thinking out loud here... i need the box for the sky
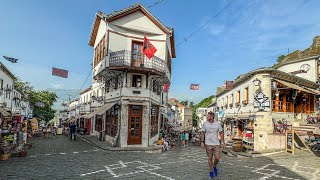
[1,0,320,109]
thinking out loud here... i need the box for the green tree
[180,100,189,106]
[192,109,198,127]
[14,77,34,95]
[189,101,194,108]
[277,55,285,63]
[15,79,57,122]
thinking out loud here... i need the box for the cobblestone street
[0,136,319,180]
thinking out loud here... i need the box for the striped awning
[84,102,116,118]
[0,108,10,117]
[67,117,76,123]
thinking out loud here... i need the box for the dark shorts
[205,145,221,159]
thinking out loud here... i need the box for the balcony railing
[109,50,166,73]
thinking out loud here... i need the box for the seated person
[157,137,164,145]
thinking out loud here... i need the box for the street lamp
[253,78,261,87]
[253,78,262,94]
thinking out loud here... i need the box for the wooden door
[131,41,144,67]
[128,105,143,145]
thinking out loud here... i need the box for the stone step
[293,127,316,131]
[299,123,320,127]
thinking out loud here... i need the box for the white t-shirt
[201,120,223,146]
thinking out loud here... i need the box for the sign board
[290,64,310,75]
[286,130,295,155]
[218,111,224,118]
[254,92,270,111]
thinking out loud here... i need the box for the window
[231,94,234,105]
[132,75,142,88]
[0,79,3,90]
[226,96,228,106]
[106,76,119,92]
[152,80,161,95]
[105,106,118,137]
[167,51,172,74]
[237,90,240,103]
[245,87,249,103]
[93,35,106,67]
[131,41,143,62]
[151,105,159,137]
[95,115,103,132]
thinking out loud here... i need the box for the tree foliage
[277,55,285,63]
[189,101,194,108]
[180,100,189,106]
[14,78,57,122]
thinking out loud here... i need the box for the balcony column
[275,93,279,112]
[283,90,287,112]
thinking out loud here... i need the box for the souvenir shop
[224,116,254,153]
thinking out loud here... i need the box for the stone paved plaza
[1,136,320,180]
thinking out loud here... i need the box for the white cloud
[50,83,64,89]
[208,24,225,35]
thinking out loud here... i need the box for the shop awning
[276,79,316,94]
[95,102,116,116]
[68,117,76,123]
[83,102,116,118]
[75,114,82,119]
[0,108,10,117]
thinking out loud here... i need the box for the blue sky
[1,0,320,107]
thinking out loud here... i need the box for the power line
[70,69,92,100]
[147,0,166,8]
[176,0,235,47]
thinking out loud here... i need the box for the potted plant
[0,140,11,161]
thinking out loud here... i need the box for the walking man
[69,122,76,141]
[200,112,225,179]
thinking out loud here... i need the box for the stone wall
[253,74,273,152]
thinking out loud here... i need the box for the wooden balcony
[109,50,167,75]
[271,89,314,113]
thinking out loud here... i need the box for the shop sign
[253,92,270,111]
[290,64,311,75]
[218,111,224,118]
[286,130,295,155]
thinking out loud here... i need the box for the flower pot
[0,153,11,161]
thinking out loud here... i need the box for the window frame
[245,87,249,104]
[132,74,142,88]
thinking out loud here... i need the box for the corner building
[87,4,175,147]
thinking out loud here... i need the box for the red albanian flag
[163,84,170,92]
[142,36,157,59]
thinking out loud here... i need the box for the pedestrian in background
[181,131,186,147]
[69,122,76,141]
[185,131,189,146]
[22,122,28,143]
